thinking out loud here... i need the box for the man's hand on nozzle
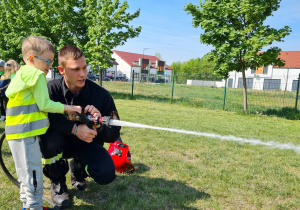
[75,124,97,143]
[64,105,82,120]
[83,105,102,129]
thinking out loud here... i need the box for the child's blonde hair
[4,59,20,79]
[22,36,55,61]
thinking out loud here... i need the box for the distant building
[189,51,300,91]
[112,50,173,82]
[227,51,300,91]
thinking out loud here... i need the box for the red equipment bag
[108,142,135,173]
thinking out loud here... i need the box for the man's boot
[50,176,71,209]
[70,158,88,191]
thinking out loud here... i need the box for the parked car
[103,77,112,81]
[155,78,167,83]
[94,74,111,81]
[116,77,128,82]
[87,73,96,81]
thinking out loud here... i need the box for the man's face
[59,56,87,92]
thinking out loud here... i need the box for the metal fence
[102,73,300,118]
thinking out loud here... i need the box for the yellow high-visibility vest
[5,94,49,139]
[5,66,50,140]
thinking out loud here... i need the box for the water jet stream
[109,119,300,154]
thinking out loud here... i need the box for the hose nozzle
[99,116,111,126]
[71,113,111,127]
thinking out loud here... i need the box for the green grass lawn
[0,98,299,209]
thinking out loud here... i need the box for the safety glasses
[34,56,54,66]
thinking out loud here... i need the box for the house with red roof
[226,51,300,91]
[112,50,173,82]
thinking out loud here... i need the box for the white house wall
[227,66,300,91]
[112,52,173,82]
[112,53,131,79]
[187,80,224,87]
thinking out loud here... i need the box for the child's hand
[64,105,82,120]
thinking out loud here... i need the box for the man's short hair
[58,45,84,68]
[22,36,55,60]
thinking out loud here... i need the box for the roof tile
[274,51,300,68]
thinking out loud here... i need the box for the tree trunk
[99,68,102,86]
[242,67,248,113]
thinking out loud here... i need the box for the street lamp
[143,47,150,58]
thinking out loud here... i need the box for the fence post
[295,73,300,111]
[171,70,175,103]
[223,79,227,110]
[131,70,134,99]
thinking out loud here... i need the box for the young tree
[185,0,291,112]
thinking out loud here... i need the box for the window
[237,78,253,89]
[134,73,139,81]
[263,66,268,74]
[227,78,233,88]
[150,74,156,82]
[292,80,300,91]
[263,79,281,90]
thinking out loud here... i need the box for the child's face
[33,51,54,75]
[5,66,12,73]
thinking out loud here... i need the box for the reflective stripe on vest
[6,104,40,116]
[5,118,49,134]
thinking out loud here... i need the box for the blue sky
[114,0,300,65]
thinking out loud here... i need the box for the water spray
[73,113,300,154]
[108,119,300,154]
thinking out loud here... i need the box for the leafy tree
[170,54,217,83]
[198,54,216,74]
[0,0,87,65]
[185,0,291,112]
[0,0,141,78]
[84,0,141,72]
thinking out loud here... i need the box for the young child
[5,59,20,80]
[5,36,82,210]
[0,60,20,121]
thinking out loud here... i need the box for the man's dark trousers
[39,129,116,185]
